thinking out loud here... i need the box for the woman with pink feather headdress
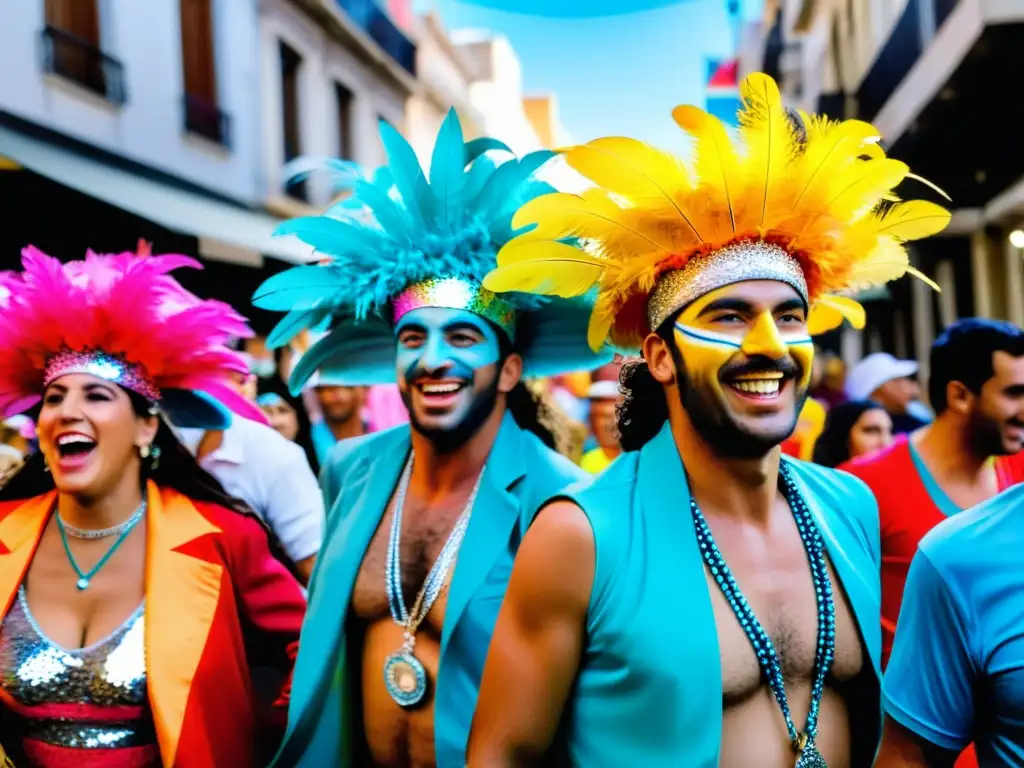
[0,246,306,767]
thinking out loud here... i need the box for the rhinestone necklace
[383,457,484,708]
[690,462,835,767]
[56,500,147,590]
[58,504,146,540]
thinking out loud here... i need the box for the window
[335,82,354,159]
[280,42,306,201]
[42,0,124,102]
[180,0,227,145]
[46,0,99,44]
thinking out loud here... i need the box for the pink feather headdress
[0,246,266,428]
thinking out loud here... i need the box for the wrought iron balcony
[335,0,416,77]
[39,25,126,105]
[183,93,232,149]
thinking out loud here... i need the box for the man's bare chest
[707,531,864,704]
[350,498,467,630]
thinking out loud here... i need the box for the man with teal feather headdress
[252,109,611,768]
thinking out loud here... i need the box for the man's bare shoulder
[529,499,595,550]
[511,499,595,612]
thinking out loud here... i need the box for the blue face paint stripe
[675,323,813,349]
[675,324,743,349]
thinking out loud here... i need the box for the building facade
[258,0,415,213]
[744,0,1024,382]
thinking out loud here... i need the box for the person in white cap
[845,352,929,435]
[580,380,622,474]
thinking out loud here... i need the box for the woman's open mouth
[55,433,97,471]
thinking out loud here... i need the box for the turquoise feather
[380,119,431,229]
[252,267,347,311]
[266,306,333,349]
[465,137,512,165]
[430,110,468,232]
[274,217,386,257]
[258,110,561,329]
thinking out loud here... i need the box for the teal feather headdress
[253,109,612,392]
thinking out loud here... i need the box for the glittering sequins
[0,587,154,749]
[392,277,517,338]
[647,242,809,332]
[43,348,160,403]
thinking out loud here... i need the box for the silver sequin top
[0,586,156,749]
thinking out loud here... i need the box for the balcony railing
[335,0,416,77]
[39,25,126,105]
[183,93,231,149]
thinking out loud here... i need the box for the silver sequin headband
[646,241,809,332]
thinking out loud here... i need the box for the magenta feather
[0,246,256,421]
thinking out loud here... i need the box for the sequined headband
[646,241,809,332]
[43,348,161,403]
[392,276,517,338]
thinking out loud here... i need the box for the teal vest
[274,412,588,768]
[558,423,883,767]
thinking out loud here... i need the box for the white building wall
[0,0,263,203]
[259,0,408,206]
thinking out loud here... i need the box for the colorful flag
[705,58,742,126]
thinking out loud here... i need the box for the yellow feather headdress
[483,73,951,350]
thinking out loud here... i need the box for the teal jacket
[274,412,588,767]
[556,422,883,767]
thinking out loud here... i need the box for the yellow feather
[827,159,909,221]
[561,138,705,243]
[808,295,866,335]
[874,200,952,241]
[494,237,606,268]
[511,190,677,255]
[483,259,603,299]
[905,172,951,201]
[738,73,797,226]
[790,120,882,208]
[587,302,614,352]
[672,104,742,236]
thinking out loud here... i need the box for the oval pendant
[384,651,427,708]
[76,578,89,591]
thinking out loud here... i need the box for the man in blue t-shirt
[877,485,1024,767]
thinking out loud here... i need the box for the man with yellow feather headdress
[465,74,950,767]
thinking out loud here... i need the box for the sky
[412,0,762,155]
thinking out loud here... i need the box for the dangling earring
[43,457,50,473]
[149,445,161,471]
[139,444,151,460]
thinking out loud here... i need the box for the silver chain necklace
[57,502,146,540]
[382,457,484,708]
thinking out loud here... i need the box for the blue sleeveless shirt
[556,423,883,767]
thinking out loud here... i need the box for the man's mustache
[720,354,801,380]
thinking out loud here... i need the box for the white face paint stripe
[675,322,812,348]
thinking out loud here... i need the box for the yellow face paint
[671,283,815,397]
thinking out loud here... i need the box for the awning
[0,125,314,265]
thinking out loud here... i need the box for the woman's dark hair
[812,399,886,468]
[256,375,320,475]
[0,391,297,575]
[494,329,556,449]
[507,381,556,450]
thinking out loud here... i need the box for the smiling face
[667,280,813,458]
[395,307,521,448]
[37,373,158,499]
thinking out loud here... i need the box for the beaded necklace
[689,462,834,767]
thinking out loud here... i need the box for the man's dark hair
[616,321,675,451]
[929,318,1024,413]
